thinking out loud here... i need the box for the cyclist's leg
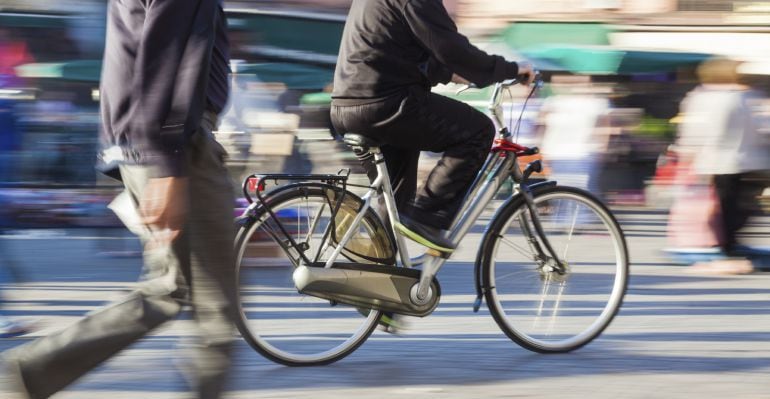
[380,145,419,210]
[331,91,494,229]
[393,92,495,229]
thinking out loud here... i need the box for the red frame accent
[491,138,531,156]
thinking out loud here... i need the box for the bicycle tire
[481,185,628,353]
[234,183,393,366]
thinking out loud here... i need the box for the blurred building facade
[1,0,769,226]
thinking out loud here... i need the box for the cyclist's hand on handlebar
[516,61,536,86]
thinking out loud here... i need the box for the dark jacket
[332,0,519,104]
[98,0,228,178]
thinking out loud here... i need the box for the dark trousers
[6,112,237,399]
[713,172,767,255]
[331,87,495,229]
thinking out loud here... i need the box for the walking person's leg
[2,167,191,399]
[176,111,237,398]
[0,206,29,338]
[694,172,767,275]
[713,174,742,254]
[0,237,27,339]
[713,173,765,255]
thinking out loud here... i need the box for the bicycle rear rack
[241,170,351,205]
[240,170,352,267]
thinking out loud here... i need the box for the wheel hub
[538,258,570,283]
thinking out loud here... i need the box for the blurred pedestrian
[0,192,29,339]
[538,78,612,197]
[2,0,238,398]
[671,57,770,274]
[0,26,31,338]
[0,26,29,185]
[0,27,33,89]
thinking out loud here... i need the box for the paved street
[1,208,769,399]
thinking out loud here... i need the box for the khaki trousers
[8,111,237,399]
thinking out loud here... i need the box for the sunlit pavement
[1,209,769,398]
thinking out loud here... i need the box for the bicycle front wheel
[482,185,628,353]
[235,183,393,366]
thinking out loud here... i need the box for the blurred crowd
[0,0,768,270]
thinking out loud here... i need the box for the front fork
[471,161,566,313]
[517,160,568,275]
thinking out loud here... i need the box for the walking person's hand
[140,177,189,244]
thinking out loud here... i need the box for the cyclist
[331,0,535,252]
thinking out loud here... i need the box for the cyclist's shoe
[395,215,455,254]
[378,312,407,335]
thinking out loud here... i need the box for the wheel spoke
[499,235,536,259]
[561,202,580,261]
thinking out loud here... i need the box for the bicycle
[234,74,629,366]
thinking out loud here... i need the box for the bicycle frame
[241,76,564,307]
[315,78,559,302]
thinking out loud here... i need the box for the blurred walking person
[0,194,28,339]
[2,0,238,398]
[0,27,32,338]
[538,78,612,197]
[670,57,770,274]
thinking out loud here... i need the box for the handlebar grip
[517,70,542,86]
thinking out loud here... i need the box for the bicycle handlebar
[452,70,543,144]
[454,71,542,95]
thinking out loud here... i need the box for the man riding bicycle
[331,0,535,252]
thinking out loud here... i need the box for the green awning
[15,60,101,82]
[0,12,72,29]
[226,10,345,65]
[521,45,711,75]
[300,92,332,106]
[498,22,711,75]
[500,22,612,50]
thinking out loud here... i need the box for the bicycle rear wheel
[235,183,394,366]
[482,185,628,353]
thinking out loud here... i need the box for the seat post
[371,148,413,269]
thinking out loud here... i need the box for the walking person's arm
[118,0,218,237]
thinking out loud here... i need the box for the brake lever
[533,70,544,88]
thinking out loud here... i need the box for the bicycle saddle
[343,133,383,153]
